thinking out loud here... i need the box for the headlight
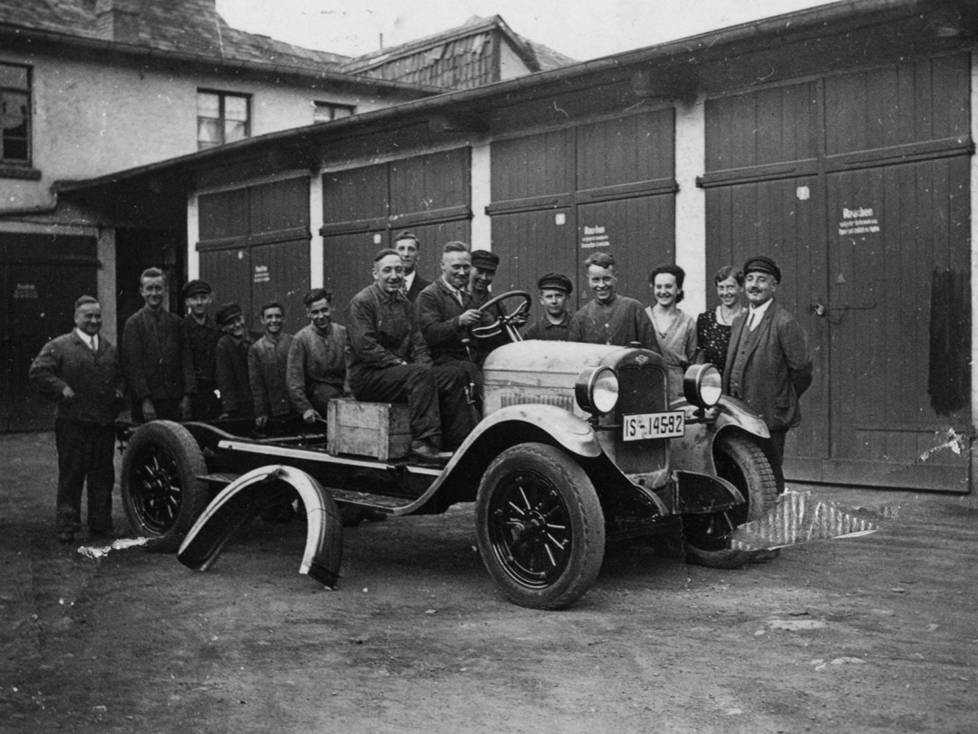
[575,366,619,415]
[683,363,722,408]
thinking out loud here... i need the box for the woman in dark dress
[696,265,745,373]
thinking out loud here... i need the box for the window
[314,101,356,123]
[197,90,250,150]
[0,62,30,164]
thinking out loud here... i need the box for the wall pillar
[470,138,492,250]
[969,52,978,492]
[96,226,117,344]
[186,192,199,280]
[309,172,324,289]
[673,95,707,315]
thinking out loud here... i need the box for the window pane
[313,103,331,123]
[2,135,27,161]
[333,105,354,119]
[225,95,248,121]
[197,117,222,145]
[0,63,28,90]
[197,92,219,117]
[224,119,247,143]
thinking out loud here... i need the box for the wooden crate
[326,398,411,461]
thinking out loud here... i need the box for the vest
[727,323,764,399]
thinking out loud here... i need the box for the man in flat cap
[393,231,431,302]
[348,249,475,459]
[523,272,573,341]
[214,302,254,420]
[568,252,658,350]
[723,255,812,487]
[287,288,347,424]
[181,278,222,419]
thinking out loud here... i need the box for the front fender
[177,465,343,588]
[670,396,770,477]
[455,403,602,459]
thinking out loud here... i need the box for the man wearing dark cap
[523,272,573,341]
[287,288,347,424]
[348,249,475,459]
[181,278,222,419]
[723,255,812,486]
[214,302,254,419]
[393,231,431,302]
[568,252,658,350]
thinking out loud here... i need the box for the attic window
[314,102,356,123]
[197,90,250,150]
[0,62,30,164]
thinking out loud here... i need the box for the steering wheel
[470,290,532,343]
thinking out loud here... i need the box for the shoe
[410,440,453,463]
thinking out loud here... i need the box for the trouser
[191,379,221,420]
[351,363,476,450]
[131,396,182,423]
[767,428,787,492]
[308,382,344,415]
[55,419,115,533]
[434,357,483,414]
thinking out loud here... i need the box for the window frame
[0,60,32,167]
[313,101,356,124]
[197,89,252,150]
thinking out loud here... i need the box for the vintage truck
[120,291,778,609]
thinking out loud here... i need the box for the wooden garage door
[198,177,310,332]
[702,53,972,492]
[488,110,676,309]
[320,149,471,319]
[0,235,98,431]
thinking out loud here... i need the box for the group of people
[27,226,811,544]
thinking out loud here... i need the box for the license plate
[622,411,685,441]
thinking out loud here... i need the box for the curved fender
[177,465,343,589]
[455,404,601,459]
[670,396,770,476]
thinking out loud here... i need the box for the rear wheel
[682,432,777,568]
[475,443,605,609]
[122,420,210,552]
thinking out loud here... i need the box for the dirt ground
[1,431,976,733]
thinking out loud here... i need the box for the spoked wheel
[475,442,605,609]
[122,420,209,552]
[682,432,777,568]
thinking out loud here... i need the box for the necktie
[89,335,97,351]
[748,310,759,331]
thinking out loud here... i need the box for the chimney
[94,1,219,44]
[94,0,141,42]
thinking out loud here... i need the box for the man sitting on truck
[287,288,347,425]
[347,249,475,459]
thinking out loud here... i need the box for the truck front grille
[610,361,669,474]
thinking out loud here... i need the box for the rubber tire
[683,432,778,569]
[121,420,210,553]
[475,442,605,610]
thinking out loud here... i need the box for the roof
[0,0,350,71]
[340,15,576,90]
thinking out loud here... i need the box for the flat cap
[537,272,572,294]
[743,255,782,283]
[215,302,243,326]
[470,249,499,271]
[181,279,212,298]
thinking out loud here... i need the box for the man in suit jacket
[122,267,192,422]
[29,296,125,543]
[723,255,813,482]
[394,230,431,302]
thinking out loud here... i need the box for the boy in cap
[723,254,812,487]
[181,278,222,419]
[214,302,254,419]
[522,272,573,341]
[248,300,294,429]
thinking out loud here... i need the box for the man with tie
[347,249,475,459]
[723,255,812,484]
[393,230,431,302]
[29,296,125,543]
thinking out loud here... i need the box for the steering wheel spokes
[470,290,532,342]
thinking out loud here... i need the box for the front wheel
[475,443,605,609]
[682,432,777,568]
[121,420,210,552]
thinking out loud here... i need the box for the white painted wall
[674,96,707,316]
[498,39,533,81]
